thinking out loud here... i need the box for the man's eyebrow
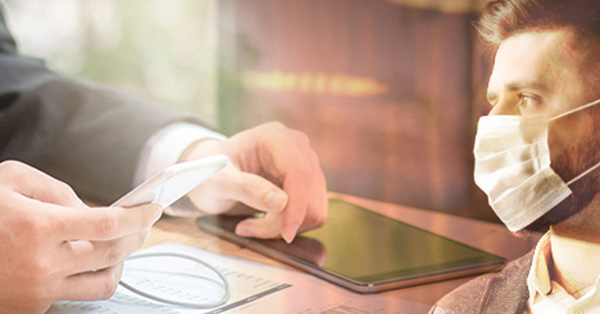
[504,81,547,92]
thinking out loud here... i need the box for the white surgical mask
[473,98,600,231]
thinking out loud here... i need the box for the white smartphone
[111,154,230,208]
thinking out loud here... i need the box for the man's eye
[518,94,540,108]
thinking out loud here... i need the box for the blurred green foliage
[4,0,218,124]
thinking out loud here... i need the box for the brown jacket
[430,250,534,314]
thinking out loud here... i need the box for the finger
[59,232,148,275]
[265,129,319,242]
[227,170,289,214]
[280,169,312,243]
[0,160,86,208]
[288,129,311,148]
[298,157,329,233]
[57,204,162,241]
[235,212,283,239]
[59,263,124,301]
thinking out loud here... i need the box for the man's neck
[550,195,600,298]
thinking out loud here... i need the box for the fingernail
[264,190,288,211]
[235,225,253,237]
[282,224,299,244]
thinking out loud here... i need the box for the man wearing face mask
[431,0,600,313]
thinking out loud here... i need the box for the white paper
[48,242,431,314]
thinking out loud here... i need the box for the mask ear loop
[550,98,600,121]
[119,252,230,308]
[548,99,600,185]
[566,162,600,186]
[548,98,600,185]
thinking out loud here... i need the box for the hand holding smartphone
[111,155,231,308]
[111,154,230,208]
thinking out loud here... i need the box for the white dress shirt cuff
[134,122,227,199]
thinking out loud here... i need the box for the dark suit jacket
[0,7,207,204]
[429,250,534,314]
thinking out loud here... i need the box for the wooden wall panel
[217,0,498,221]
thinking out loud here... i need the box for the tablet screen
[196,198,505,292]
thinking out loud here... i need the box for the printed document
[48,242,431,314]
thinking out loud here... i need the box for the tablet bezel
[195,198,506,293]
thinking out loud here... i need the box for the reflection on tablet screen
[196,198,506,293]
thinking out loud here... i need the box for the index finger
[55,203,162,241]
[264,131,317,243]
[280,168,313,243]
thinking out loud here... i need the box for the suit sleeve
[0,8,211,204]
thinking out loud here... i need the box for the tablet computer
[195,198,506,293]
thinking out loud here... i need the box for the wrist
[179,139,225,163]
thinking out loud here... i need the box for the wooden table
[142,193,542,308]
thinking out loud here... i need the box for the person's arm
[0,8,203,312]
[0,6,327,244]
[0,8,210,204]
[134,120,328,244]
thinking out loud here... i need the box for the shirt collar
[527,231,600,301]
[527,231,553,303]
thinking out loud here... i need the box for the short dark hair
[476,0,600,101]
[475,0,600,47]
